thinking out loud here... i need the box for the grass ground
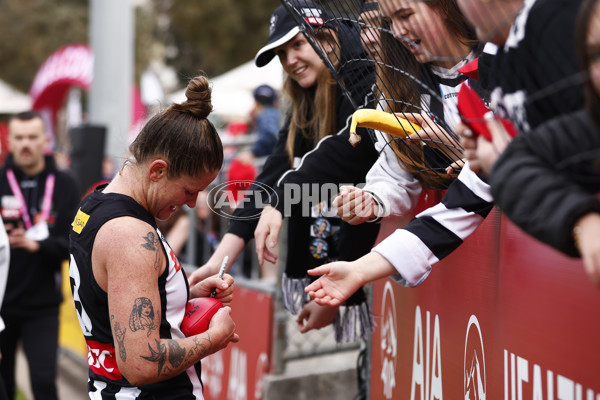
[16,387,27,400]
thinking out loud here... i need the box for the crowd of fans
[0,0,599,397]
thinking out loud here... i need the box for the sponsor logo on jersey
[72,208,90,234]
[87,340,123,381]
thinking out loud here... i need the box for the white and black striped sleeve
[372,162,494,286]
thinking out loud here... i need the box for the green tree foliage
[0,0,89,93]
[135,3,159,83]
[0,0,281,94]
[0,0,157,94]
[168,0,281,83]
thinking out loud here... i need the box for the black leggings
[0,307,59,400]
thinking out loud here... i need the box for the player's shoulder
[95,216,156,253]
[95,216,166,273]
[93,216,166,288]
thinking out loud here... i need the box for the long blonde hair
[283,28,340,164]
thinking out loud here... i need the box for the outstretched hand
[457,114,513,176]
[254,206,282,265]
[296,301,339,333]
[305,261,364,306]
[188,263,218,287]
[305,252,398,305]
[405,112,461,155]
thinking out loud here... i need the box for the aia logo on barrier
[464,315,486,400]
[201,352,224,399]
[254,352,269,399]
[207,181,278,220]
[380,281,398,399]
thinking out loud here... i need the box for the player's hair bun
[171,75,213,119]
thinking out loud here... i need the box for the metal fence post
[271,217,288,375]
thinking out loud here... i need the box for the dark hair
[129,74,223,178]
[255,94,276,106]
[254,85,277,106]
[376,22,456,189]
[576,0,600,127]
[9,110,45,128]
[377,0,475,189]
[427,0,478,50]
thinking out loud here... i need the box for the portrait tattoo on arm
[129,297,158,337]
[141,231,162,271]
[111,314,127,362]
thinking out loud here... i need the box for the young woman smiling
[191,0,381,342]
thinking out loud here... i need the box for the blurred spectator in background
[0,111,80,400]
[192,190,223,266]
[235,84,280,166]
[226,159,257,206]
[52,147,72,170]
[489,0,600,287]
[193,0,381,343]
[102,156,117,181]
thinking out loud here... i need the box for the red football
[180,297,224,336]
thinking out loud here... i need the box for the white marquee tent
[0,80,32,114]
[168,59,284,122]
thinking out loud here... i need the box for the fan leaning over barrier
[283,0,483,189]
[275,0,486,225]
[190,0,383,344]
[305,0,590,303]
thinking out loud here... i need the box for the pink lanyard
[5,169,55,230]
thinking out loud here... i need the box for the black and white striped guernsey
[372,0,584,286]
[69,185,204,399]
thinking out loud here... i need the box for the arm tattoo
[129,297,158,336]
[141,334,215,376]
[140,231,161,271]
[186,334,212,361]
[141,339,169,376]
[141,232,158,250]
[168,341,186,368]
[111,314,127,362]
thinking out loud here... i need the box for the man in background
[235,84,280,165]
[0,111,80,400]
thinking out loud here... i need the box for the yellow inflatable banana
[349,109,421,147]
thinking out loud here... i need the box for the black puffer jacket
[0,155,80,312]
[490,109,600,257]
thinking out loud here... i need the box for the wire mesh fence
[190,0,597,394]
[278,0,592,185]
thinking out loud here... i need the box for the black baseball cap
[253,84,277,105]
[254,0,334,68]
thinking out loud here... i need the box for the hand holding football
[180,297,224,336]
